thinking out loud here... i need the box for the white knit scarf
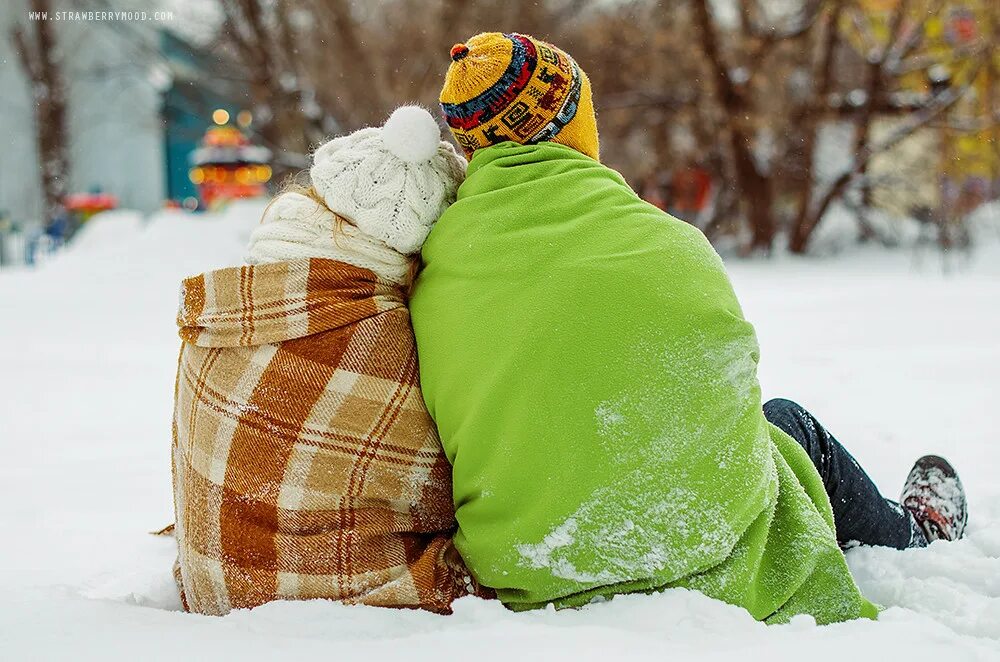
[247,192,412,285]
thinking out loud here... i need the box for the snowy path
[1,203,998,660]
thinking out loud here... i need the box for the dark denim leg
[763,398,927,550]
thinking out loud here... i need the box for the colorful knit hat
[439,32,599,161]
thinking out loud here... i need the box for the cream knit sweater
[247,192,411,285]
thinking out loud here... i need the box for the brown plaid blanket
[171,257,480,615]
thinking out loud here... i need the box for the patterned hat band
[526,59,583,144]
[441,33,583,153]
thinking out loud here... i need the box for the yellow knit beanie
[439,32,599,161]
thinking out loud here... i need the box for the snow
[515,483,742,587]
[1,201,1000,660]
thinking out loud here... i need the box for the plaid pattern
[171,258,481,615]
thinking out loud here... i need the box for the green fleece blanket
[410,141,877,623]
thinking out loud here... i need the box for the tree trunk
[795,52,884,252]
[731,134,775,251]
[788,113,820,253]
[12,0,70,227]
[789,5,843,253]
[692,0,775,253]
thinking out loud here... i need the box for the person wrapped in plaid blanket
[170,107,486,615]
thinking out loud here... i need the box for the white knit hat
[309,106,467,255]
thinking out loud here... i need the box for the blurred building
[0,1,162,226]
[160,29,246,205]
[0,1,243,229]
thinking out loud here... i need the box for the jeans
[763,398,927,550]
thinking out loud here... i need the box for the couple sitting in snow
[170,33,967,623]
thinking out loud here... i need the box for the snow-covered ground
[1,202,998,660]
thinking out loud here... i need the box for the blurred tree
[690,0,823,252]
[200,0,997,251]
[12,0,70,227]
[216,0,324,175]
[790,0,996,252]
[212,0,570,177]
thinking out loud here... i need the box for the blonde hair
[261,173,422,295]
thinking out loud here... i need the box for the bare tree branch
[800,60,985,245]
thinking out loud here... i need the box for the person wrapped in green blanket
[412,33,966,623]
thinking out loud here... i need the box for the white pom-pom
[382,106,441,164]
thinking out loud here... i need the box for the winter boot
[901,455,968,543]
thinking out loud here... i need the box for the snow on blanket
[1,201,999,660]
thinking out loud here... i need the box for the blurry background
[0,0,997,266]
